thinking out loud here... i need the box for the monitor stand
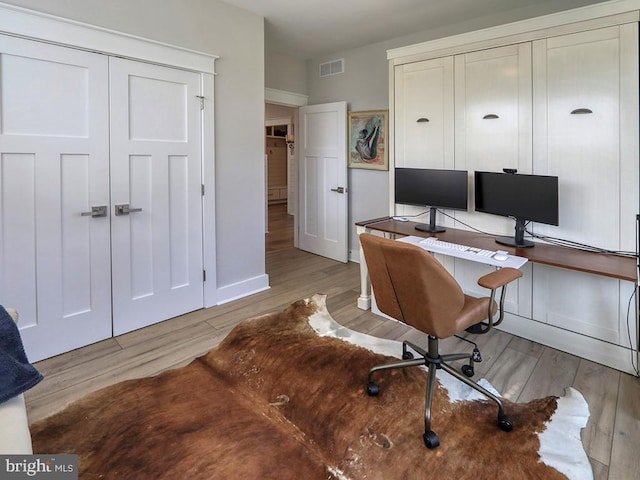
[495,218,534,248]
[414,207,446,233]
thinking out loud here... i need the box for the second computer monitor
[474,170,559,248]
[394,167,468,232]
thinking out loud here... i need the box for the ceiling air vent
[319,58,344,77]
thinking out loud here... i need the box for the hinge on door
[196,95,205,110]
[201,184,205,196]
[203,270,206,282]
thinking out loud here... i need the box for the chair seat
[450,295,497,338]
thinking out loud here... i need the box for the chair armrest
[477,267,523,290]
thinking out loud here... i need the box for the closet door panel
[393,57,454,225]
[454,43,532,236]
[110,58,204,336]
[394,57,454,168]
[531,25,638,344]
[453,43,532,314]
[534,27,623,248]
[0,35,111,362]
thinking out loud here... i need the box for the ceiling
[221,0,606,59]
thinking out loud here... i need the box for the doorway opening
[265,103,297,252]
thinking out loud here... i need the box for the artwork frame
[348,110,388,170]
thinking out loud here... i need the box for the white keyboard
[421,237,496,258]
[397,236,528,269]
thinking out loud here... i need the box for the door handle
[330,187,345,194]
[80,205,108,217]
[115,204,143,216]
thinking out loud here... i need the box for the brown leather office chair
[359,233,523,449]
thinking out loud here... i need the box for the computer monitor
[474,171,559,248]
[394,167,468,233]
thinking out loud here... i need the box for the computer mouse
[493,251,508,261]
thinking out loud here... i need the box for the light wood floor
[25,205,639,480]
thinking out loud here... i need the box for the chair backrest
[359,233,466,338]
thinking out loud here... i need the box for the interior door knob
[115,204,143,216]
[80,205,108,217]
[330,187,345,194]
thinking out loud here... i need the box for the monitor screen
[474,171,559,248]
[474,171,559,226]
[395,168,468,211]
[394,168,468,233]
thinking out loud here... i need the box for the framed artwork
[348,110,388,170]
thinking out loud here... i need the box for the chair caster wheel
[367,382,380,396]
[461,364,474,377]
[402,350,414,359]
[423,430,440,449]
[498,414,513,432]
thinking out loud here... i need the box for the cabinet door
[393,57,454,223]
[531,24,639,346]
[533,25,638,250]
[394,57,454,169]
[454,43,532,235]
[452,43,532,315]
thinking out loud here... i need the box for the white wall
[305,0,609,260]
[2,0,268,302]
[265,49,308,96]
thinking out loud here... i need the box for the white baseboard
[214,274,270,305]
[499,312,638,375]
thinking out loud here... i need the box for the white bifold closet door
[0,36,205,361]
[109,58,204,336]
[0,35,112,361]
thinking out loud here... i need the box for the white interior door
[0,35,112,362]
[110,58,204,335]
[298,102,348,262]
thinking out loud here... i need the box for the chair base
[366,336,513,449]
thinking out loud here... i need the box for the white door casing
[0,35,112,361]
[298,102,348,263]
[110,58,204,335]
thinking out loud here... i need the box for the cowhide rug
[31,295,592,480]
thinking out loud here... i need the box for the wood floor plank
[517,347,581,402]
[115,307,220,349]
[367,318,410,341]
[26,321,221,422]
[339,309,387,334]
[590,458,609,480]
[608,374,640,480]
[32,338,122,377]
[506,335,545,359]
[462,329,512,376]
[573,359,619,468]
[483,346,539,401]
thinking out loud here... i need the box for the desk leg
[356,225,371,310]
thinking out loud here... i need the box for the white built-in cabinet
[388,5,639,374]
